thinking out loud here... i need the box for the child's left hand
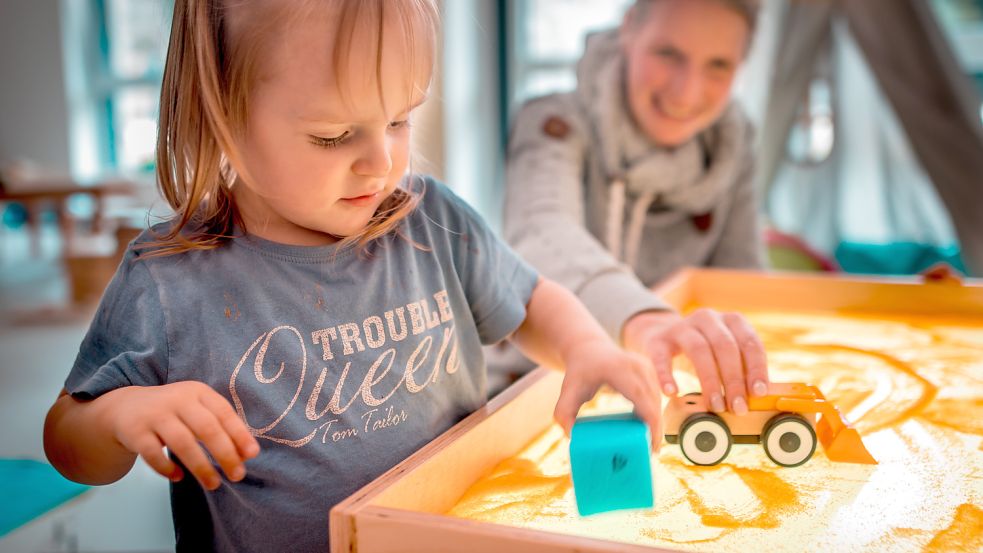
[552,337,663,451]
[511,278,664,451]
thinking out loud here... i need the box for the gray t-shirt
[65,178,539,552]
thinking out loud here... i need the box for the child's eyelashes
[308,120,410,149]
[309,132,351,149]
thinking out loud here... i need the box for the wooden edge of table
[348,506,674,553]
[655,267,983,315]
[0,178,136,200]
[331,367,565,552]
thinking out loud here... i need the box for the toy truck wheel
[762,413,817,467]
[679,413,732,465]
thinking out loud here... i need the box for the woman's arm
[504,96,669,338]
[708,142,766,269]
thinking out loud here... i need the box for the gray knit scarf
[575,30,747,266]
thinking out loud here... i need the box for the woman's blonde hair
[630,0,760,35]
[149,0,439,256]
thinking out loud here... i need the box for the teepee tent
[759,0,983,276]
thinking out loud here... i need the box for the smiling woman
[496,0,769,410]
[620,0,756,146]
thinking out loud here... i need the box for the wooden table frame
[330,268,983,553]
[0,177,134,255]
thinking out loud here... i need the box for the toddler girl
[44,1,661,551]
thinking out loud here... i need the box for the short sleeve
[66,249,169,398]
[422,180,539,345]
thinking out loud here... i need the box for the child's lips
[341,191,381,206]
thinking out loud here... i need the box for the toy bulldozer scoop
[663,382,877,467]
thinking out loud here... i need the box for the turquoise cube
[569,413,654,516]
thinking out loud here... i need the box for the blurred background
[0,0,980,551]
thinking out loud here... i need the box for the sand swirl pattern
[447,311,983,552]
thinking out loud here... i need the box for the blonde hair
[149,0,439,256]
[631,0,760,35]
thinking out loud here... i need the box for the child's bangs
[329,0,438,117]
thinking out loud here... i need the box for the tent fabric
[757,1,835,195]
[759,0,983,276]
[843,0,983,275]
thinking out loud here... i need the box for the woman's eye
[309,132,351,149]
[706,62,733,80]
[654,48,681,61]
[389,119,410,130]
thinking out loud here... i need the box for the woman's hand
[103,381,260,490]
[553,337,663,451]
[622,308,768,415]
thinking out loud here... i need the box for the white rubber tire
[763,414,817,467]
[680,415,732,465]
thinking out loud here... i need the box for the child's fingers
[129,433,183,482]
[671,325,725,412]
[636,360,664,452]
[722,313,769,397]
[644,339,678,396]
[200,391,260,460]
[692,313,746,414]
[605,363,662,440]
[179,404,248,483]
[155,417,223,490]
[553,378,600,435]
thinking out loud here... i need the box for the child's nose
[352,137,393,177]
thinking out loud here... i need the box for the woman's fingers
[655,310,769,412]
[691,310,747,414]
[723,312,769,396]
[670,325,725,412]
[644,338,679,396]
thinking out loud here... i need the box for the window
[63,0,172,179]
[506,0,632,114]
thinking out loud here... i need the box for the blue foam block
[569,413,653,516]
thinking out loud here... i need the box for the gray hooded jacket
[504,29,764,339]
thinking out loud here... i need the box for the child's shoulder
[414,174,454,206]
[412,175,479,223]
[126,222,181,253]
[120,221,217,265]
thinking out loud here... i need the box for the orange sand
[448,312,983,551]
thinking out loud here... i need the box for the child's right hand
[103,381,260,490]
